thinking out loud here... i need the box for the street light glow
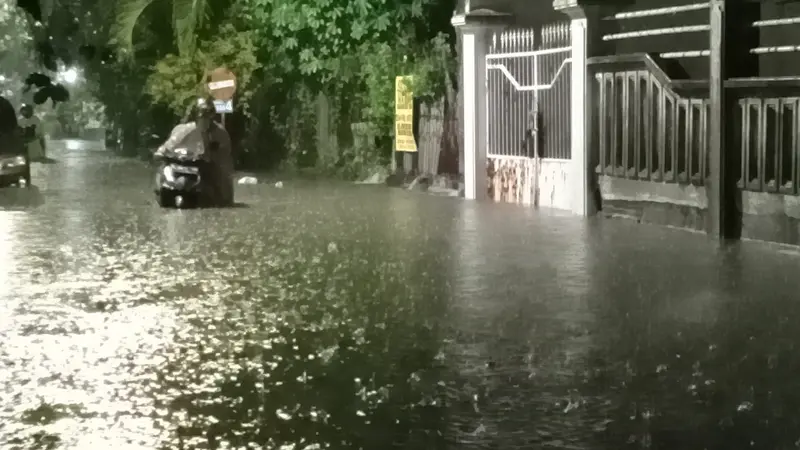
[61,68,78,84]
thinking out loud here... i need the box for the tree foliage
[14,0,458,175]
[241,0,448,87]
[0,0,38,81]
[234,0,456,176]
[113,0,206,55]
[0,0,71,106]
[358,32,454,130]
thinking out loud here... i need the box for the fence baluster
[774,100,782,192]
[686,101,694,184]
[633,73,642,179]
[599,74,608,174]
[642,75,649,179]
[758,99,766,191]
[621,73,630,178]
[793,99,800,194]
[741,100,750,189]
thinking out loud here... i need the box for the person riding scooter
[154,98,234,207]
[18,104,45,162]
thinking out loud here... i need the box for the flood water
[2,140,800,449]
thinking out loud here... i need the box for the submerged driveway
[2,140,800,449]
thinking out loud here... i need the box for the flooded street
[3,141,800,449]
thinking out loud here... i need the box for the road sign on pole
[207,67,236,128]
[207,67,236,101]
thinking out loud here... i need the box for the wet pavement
[3,140,800,449]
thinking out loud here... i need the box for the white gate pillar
[452,8,511,200]
[554,0,600,216]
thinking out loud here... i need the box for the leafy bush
[146,24,258,117]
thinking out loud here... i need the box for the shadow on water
[189,201,249,210]
[0,185,44,209]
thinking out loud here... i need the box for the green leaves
[373,13,390,32]
[111,0,157,53]
[349,22,367,40]
[112,0,210,56]
[171,0,208,55]
[239,0,445,89]
[410,0,424,17]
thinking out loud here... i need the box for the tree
[11,0,159,106]
[113,0,203,55]
[242,0,429,86]
[0,0,70,106]
[238,0,457,176]
[0,0,38,86]
[112,0,240,56]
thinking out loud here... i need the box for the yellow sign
[395,75,416,152]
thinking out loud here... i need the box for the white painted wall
[539,159,572,210]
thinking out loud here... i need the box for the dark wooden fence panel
[735,92,800,194]
[591,56,708,185]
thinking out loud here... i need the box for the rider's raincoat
[155,122,204,159]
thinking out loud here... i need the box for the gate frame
[453,2,596,215]
[484,24,574,209]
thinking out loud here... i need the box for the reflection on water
[0,212,14,284]
[3,143,800,448]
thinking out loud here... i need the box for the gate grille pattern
[486,23,572,159]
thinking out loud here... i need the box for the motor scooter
[154,146,206,208]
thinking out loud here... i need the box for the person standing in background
[18,104,46,161]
